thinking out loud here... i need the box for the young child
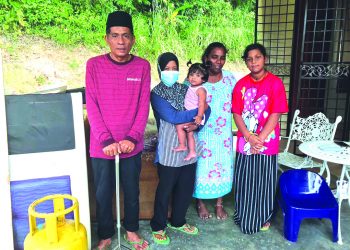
[174,63,209,161]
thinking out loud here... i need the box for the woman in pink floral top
[232,43,288,234]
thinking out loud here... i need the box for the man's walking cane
[115,155,121,249]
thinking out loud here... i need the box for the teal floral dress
[193,70,236,199]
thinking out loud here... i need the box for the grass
[0,1,255,63]
[35,74,48,86]
[132,2,255,63]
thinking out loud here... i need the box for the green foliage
[0,0,255,62]
[0,0,26,33]
[132,0,255,62]
[35,74,48,86]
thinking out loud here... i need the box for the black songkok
[106,11,133,33]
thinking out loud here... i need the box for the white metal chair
[278,109,342,184]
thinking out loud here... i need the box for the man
[85,11,150,250]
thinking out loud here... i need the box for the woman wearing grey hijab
[150,52,211,245]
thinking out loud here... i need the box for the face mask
[160,70,179,87]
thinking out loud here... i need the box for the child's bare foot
[184,152,196,161]
[196,203,212,220]
[215,204,228,220]
[173,145,187,152]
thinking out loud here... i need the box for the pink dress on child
[184,85,206,109]
[184,85,207,124]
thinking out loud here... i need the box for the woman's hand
[194,115,202,126]
[248,134,264,154]
[184,123,199,132]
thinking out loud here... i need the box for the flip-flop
[260,222,271,232]
[123,234,149,250]
[152,230,170,245]
[167,223,199,235]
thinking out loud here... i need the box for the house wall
[325,9,349,133]
[257,0,350,140]
[256,0,296,135]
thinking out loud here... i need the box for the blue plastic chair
[278,169,338,242]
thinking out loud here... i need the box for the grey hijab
[152,52,188,110]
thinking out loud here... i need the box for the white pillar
[0,51,15,249]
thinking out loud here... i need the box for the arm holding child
[194,87,208,125]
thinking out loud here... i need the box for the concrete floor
[90,140,350,249]
[91,188,350,250]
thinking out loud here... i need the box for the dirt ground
[0,35,248,94]
[1,36,97,94]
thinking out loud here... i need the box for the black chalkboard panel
[6,94,75,155]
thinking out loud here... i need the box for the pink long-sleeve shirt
[85,54,151,159]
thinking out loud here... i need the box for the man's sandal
[167,223,199,235]
[260,222,271,232]
[123,234,149,250]
[152,230,170,245]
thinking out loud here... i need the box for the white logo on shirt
[127,78,141,82]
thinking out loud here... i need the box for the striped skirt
[233,153,278,234]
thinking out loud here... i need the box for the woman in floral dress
[193,42,236,220]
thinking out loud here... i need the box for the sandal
[152,230,170,245]
[167,223,199,235]
[123,234,149,250]
[260,222,271,232]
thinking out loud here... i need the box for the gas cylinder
[24,194,87,250]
